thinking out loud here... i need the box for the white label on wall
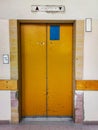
[85,18,92,32]
[3,54,9,64]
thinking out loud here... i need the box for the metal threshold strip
[22,117,73,122]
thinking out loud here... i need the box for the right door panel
[47,24,73,116]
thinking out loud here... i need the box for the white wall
[0,0,98,122]
[0,20,10,79]
[84,91,98,121]
[0,20,11,121]
[0,91,11,120]
[0,0,98,19]
[83,20,98,80]
[83,20,98,121]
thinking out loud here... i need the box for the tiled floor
[0,121,98,130]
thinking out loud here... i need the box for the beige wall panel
[75,20,84,80]
[9,20,18,80]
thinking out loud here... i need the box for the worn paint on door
[21,23,73,117]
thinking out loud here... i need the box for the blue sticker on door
[50,25,60,40]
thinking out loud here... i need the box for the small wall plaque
[85,18,92,32]
[3,54,9,64]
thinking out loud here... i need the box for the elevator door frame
[18,20,75,120]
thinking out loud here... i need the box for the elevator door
[21,23,73,117]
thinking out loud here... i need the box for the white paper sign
[3,54,9,64]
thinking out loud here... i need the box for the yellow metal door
[21,24,46,116]
[47,24,73,116]
[21,23,73,117]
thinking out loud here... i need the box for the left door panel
[21,24,46,116]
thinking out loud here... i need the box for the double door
[21,23,73,117]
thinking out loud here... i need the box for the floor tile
[0,122,98,130]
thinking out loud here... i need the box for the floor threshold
[22,117,73,122]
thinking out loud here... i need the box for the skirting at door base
[0,120,10,125]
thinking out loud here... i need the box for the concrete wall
[0,20,11,121]
[0,20,10,79]
[84,91,98,121]
[83,20,98,121]
[0,91,11,120]
[0,0,98,122]
[0,0,98,19]
[83,20,98,80]
[1,19,98,122]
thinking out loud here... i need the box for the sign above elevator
[31,5,65,12]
